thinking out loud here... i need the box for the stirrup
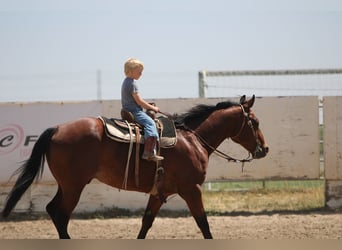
[142,153,164,162]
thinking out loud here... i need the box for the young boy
[121,58,164,162]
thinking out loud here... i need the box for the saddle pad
[99,116,177,148]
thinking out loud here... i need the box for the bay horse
[2,95,268,239]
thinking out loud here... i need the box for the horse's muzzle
[253,143,269,159]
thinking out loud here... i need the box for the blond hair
[124,58,144,76]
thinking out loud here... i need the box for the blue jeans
[132,110,159,140]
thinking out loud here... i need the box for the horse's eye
[253,119,259,129]
[250,118,259,129]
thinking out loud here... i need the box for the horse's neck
[194,108,241,152]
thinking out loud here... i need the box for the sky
[0,0,342,102]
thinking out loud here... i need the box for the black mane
[173,100,239,127]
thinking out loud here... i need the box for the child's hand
[153,106,160,113]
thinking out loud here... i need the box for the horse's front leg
[137,194,163,239]
[179,184,213,239]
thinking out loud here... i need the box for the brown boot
[142,137,164,162]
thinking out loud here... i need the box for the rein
[180,105,254,172]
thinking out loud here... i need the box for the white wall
[323,96,342,209]
[0,96,332,212]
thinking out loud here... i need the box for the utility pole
[97,69,102,100]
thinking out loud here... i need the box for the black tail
[2,127,57,218]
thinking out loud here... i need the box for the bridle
[232,104,263,153]
[181,104,261,172]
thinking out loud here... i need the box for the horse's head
[231,95,269,159]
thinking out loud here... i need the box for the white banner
[0,101,102,183]
[1,97,321,184]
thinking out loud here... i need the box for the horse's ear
[246,95,255,108]
[239,95,246,104]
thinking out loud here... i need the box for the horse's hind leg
[137,194,163,239]
[46,185,85,239]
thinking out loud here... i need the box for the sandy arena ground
[1,212,341,239]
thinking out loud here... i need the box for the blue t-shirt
[121,77,142,112]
